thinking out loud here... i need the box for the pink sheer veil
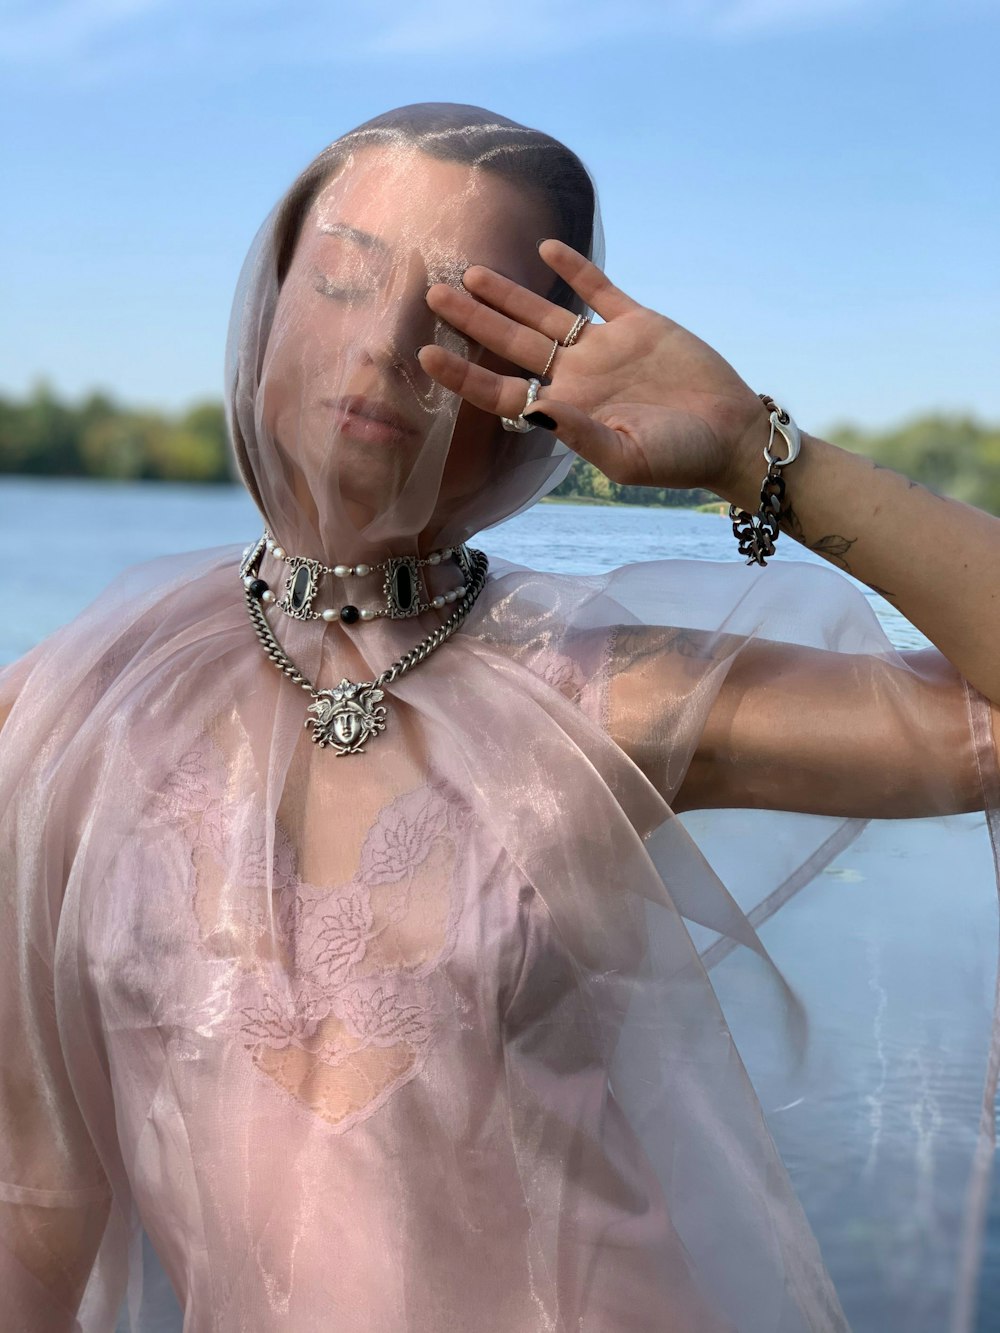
[1,103,998,1333]
[224,103,591,566]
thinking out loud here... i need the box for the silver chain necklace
[239,534,490,755]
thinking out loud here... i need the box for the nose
[355,249,442,374]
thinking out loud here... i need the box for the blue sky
[1,0,997,436]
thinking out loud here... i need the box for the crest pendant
[305,678,387,755]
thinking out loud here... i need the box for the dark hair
[272,103,596,313]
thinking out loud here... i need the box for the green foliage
[0,384,233,483]
[0,380,83,474]
[549,454,715,508]
[0,385,996,514]
[827,413,1000,515]
[79,414,162,479]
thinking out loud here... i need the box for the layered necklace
[238,532,489,756]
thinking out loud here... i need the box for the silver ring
[541,338,559,379]
[561,314,589,348]
[500,377,542,433]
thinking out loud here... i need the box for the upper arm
[0,680,112,1325]
[606,627,987,819]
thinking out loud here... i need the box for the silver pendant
[305,678,387,754]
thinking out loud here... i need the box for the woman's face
[261,145,557,541]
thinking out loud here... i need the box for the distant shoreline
[0,474,723,512]
[3,388,996,515]
[541,494,728,514]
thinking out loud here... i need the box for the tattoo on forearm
[864,582,897,602]
[780,501,806,542]
[808,533,857,571]
[779,502,858,573]
[872,460,923,492]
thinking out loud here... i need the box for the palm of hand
[419,239,765,497]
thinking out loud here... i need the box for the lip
[325,394,420,442]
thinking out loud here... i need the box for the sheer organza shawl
[1,104,998,1333]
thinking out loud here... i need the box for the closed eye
[312,272,377,301]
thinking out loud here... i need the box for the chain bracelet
[728,392,800,567]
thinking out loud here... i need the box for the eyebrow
[317,221,389,254]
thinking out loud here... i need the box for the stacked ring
[500,377,542,433]
[541,338,559,379]
[561,314,589,347]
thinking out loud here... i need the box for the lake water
[0,479,933,666]
[1,477,996,1331]
[1,475,928,665]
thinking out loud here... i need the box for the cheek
[268,277,362,377]
[259,367,297,451]
[261,302,359,432]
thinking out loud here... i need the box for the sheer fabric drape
[2,101,997,1332]
[0,547,997,1332]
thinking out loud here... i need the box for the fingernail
[524,411,557,431]
[414,346,424,357]
[536,239,549,250]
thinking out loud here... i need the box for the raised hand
[417,238,768,498]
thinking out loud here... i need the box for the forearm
[721,425,1000,705]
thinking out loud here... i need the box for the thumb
[522,398,629,478]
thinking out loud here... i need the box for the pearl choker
[239,532,474,625]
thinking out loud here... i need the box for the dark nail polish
[414,346,424,357]
[536,239,549,250]
[524,411,557,431]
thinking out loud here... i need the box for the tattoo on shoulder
[611,625,719,667]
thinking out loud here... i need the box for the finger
[536,239,639,322]
[417,343,552,420]
[521,397,633,478]
[459,265,591,346]
[426,283,557,378]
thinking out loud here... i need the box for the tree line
[1,382,997,514]
[0,384,230,483]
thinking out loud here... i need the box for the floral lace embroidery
[151,741,469,1133]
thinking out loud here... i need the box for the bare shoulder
[608,623,735,669]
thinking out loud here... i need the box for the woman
[0,103,997,1332]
